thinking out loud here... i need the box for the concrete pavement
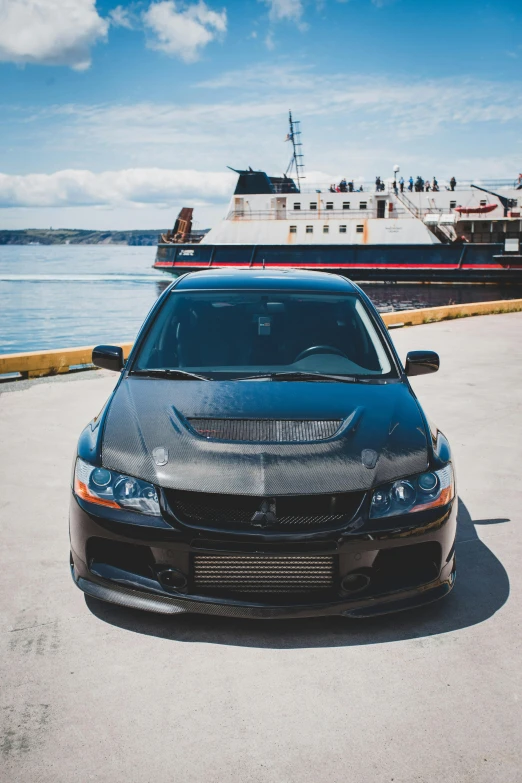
[1,313,521,783]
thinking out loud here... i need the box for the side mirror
[405,350,439,376]
[92,345,124,372]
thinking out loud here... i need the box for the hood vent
[186,418,343,443]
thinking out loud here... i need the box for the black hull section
[155,243,522,282]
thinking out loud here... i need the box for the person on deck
[432,177,439,192]
[408,176,414,192]
[516,173,522,190]
[399,176,405,193]
[339,178,347,192]
[450,176,457,191]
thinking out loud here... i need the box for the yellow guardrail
[1,298,521,380]
[381,297,522,327]
[0,343,133,379]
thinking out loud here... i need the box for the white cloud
[265,31,275,50]
[109,4,135,29]
[0,0,108,70]
[0,168,236,208]
[263,0,303,22]
[143,1,227,62]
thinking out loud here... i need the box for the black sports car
[70,269,457,618]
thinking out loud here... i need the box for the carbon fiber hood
[101,378,429,495]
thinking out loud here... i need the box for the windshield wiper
[233,371,363,383]
[131,369,210,381]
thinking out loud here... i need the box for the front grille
[165,490,365,532]
[186,418,342,442]
[193,555,335,593]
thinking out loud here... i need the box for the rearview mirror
[92,345,124,372]
[405,350,439,376]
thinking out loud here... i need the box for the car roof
[173,268,358,293]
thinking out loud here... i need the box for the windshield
[132,290,396,379]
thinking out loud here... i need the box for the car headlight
[370,464,454,519]
[74,457,161,516]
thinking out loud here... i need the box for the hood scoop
[186,418,343,443]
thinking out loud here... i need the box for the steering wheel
[293,345,349,362]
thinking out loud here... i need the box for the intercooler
[192,554,336,594]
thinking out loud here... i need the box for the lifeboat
[454,204,497,215]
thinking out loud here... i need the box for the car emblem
[361,449,378,469]
[152,447,169,466]
[251,499,277,528]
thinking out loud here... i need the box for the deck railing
[296,179,521,194]
[226,207,410,221]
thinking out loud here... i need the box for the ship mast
[285,111,305,192]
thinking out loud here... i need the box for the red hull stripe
[154,261,521,270]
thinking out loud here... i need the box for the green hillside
[0,229,167,246]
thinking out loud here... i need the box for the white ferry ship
[155,115,522,282]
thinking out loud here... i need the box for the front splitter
[74,563,455,620]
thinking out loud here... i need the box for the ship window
[343,202,350,210]
[480,200,487,206]
[293,202,301,210]
[290,225,297,234]
[310,202,317,210]
[339,225,347,233]
[306,225,313,233]
[359,202,367,210]
[450,201,457,209]
[356,225,364,233]
[326,202,333,210]
[323,225,329,234]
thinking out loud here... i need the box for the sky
[0,0,521,230]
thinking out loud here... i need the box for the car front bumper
[70,494,457,619]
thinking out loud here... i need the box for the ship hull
[154,243,522,282]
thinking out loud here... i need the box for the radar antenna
[285,111,305,192]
